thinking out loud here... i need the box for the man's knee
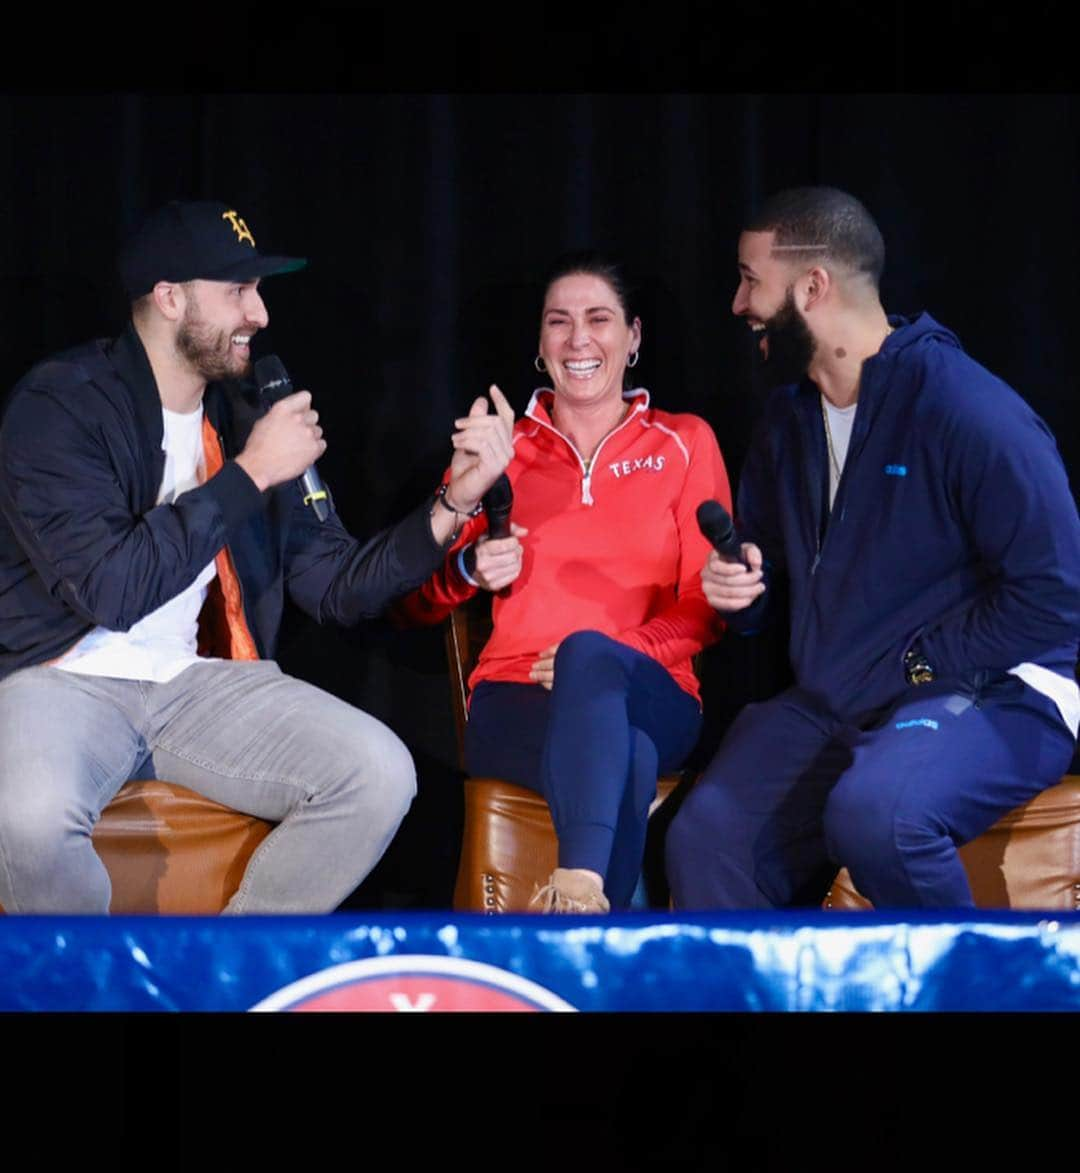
[823,774,936,873]
[665,786,712,863]
[331,713,417,828]
[370,729,418,825]
[665,777,745,878]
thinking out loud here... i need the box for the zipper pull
[581,472,594,505]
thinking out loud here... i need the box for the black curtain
[3,93,1077,906]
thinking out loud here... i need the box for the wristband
[432,483,482,546]
[458,544,480,586]
[436,483,483,519]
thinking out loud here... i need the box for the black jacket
[0,324,446,680]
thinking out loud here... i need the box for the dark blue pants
[465,631,702,909]
[666,676,1076,909]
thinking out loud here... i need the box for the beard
[176,299,250,382]
[759,286,817,389]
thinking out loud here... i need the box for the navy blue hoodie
[732,313,1080,724]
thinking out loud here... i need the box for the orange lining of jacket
[197,415,259,662]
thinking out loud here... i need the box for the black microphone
[462,473,514,579]
[483,473,513,539]
[696,499,749,567]
[253,354,330,523]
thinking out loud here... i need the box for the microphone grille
[696,499,733,540]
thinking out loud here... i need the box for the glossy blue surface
[2,911,1078,1011]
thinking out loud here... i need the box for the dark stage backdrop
[2,94,1077,906]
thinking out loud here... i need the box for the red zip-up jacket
[396,388,732,703]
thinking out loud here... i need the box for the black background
[2,10,1077,910]
[4,6,1079,1149]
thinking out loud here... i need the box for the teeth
[566,360,601,371]
[750,324,766,332]
[232,335,251,345]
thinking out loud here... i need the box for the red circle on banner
[250,955,577,1012]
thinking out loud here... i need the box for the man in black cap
[0,200,514,913]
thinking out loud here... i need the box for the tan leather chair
[93,781,273,913]
[454,775,681,912]
[458,768,1080,913]
[446,596,686,912]
[823,774,1080,911]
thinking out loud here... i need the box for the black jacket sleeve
[282,491,449,625]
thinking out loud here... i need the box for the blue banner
[2,911,1078,1011]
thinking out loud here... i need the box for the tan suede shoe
[529,867,611,914]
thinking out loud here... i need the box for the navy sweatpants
[465,630,702,909]
[666,675,1075,909]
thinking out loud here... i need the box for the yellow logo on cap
[222,210,255,247]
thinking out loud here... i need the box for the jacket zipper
[527,401,646,505]
[812,366,882,573]
[794,340,894,658]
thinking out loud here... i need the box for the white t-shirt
[57,405,218,683]
[822,397,857,509]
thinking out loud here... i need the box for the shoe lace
[528,879,606,914]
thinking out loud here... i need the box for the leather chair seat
[823,775,1080,911]
[94,781,273,914]
[454,775,680,913]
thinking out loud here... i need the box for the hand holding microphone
[463,473,528,592]
[696,500,766,614]
[238,355,330,520]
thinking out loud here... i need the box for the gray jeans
[0,660,416,914]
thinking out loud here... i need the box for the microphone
[483,473,513,539]
[462,474,514,580]
[696,500,749,567]
[253,354,331,523]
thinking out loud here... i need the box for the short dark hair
[540,249,638,324]
[747,186,885,287]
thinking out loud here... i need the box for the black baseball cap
[118,200,307,299]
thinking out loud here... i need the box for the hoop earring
[627,350,640,368]
[534,355,547,373]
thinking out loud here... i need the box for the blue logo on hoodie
[884,464,907,477]
[895,718,939,732]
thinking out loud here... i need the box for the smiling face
[732,230,817,385]
[539,272,641,410]
[175,278,268,381]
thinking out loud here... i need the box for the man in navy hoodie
[667,186,1080,909]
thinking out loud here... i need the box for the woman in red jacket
[402,253,732,912]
